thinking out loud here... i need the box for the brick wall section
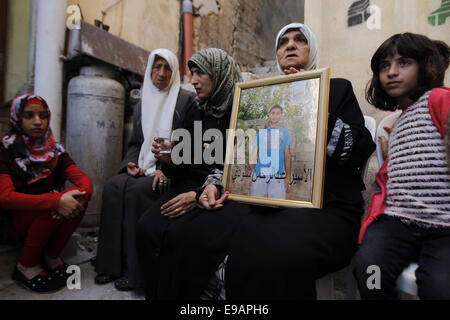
[193,0,263,70]
[192,0,304,70]
[233,0,264,69]
[193,0,238,61]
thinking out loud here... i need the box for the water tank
[123,88,141,155]
[66,64,125,227]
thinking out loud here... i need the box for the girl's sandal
[12,266,64,293]
[40,255,71,285]
[50,263,71,283]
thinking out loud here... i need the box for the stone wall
[192,0,304,70]
[67,0,180,54]
[193,0,239,63]
[305,0,450,123]
[4,0,30,102]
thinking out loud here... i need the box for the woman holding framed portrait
[220,23,376,300]
[149,23,376,300]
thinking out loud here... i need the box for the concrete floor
[0,262,145,300]
[0,230,145,300]
[0,155,381,301]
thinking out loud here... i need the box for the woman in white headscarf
[136,48,244,300]
[275,22,318,73]
[94,49,196,291]
[222,22,376,300]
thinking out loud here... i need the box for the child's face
[379,52,419,108]
[21,104,49,139]
[269,108,282,125]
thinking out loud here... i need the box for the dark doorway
[0,0,7,103]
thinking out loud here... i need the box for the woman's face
[21,103,49,138]
[277,30,310,71]
[151,56,172,90]
[191,67,213,99]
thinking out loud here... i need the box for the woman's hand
[57,190,86,219]
[127,162,144,177]
[51,213,62,220]
[152,138,173,164]
[198,184,229,211]
[283,67,305,75]
[150,170,169,193]
[161,191,197,218]
[380,125,394,161]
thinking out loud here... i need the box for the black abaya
[145,78,376,299]
[95,89,195,287]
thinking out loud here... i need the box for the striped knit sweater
[384,90,450,228]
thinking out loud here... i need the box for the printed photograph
[223,69,330,208]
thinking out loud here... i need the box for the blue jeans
[353,215,450,300]
[250,176,286,199]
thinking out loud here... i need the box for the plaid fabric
[201,168,223,191]
[196,168,224,209]
[327,116,354,162]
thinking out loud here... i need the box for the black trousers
[353,215,450,300]
[137,199,362,300]
[136,178,202,299]
[95,173,160,287]
[226,204,362,300]
[137,194,250,299]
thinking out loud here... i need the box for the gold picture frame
[223,68,330,209]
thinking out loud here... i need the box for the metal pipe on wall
[0,0,7,102]
[34,0,68,142]
[182,0,193,81]
[26,0,38,92]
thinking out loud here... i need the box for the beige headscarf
[138,48,180,176]
[275,23,318,73]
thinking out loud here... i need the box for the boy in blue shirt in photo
[250,105,292,199]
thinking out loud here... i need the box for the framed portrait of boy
[222,68,330,209]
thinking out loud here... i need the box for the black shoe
[48,263,71,284]
[95,274,117,285]
[12,267,64,293]
[114,276,135,291]
[40,256,70,285]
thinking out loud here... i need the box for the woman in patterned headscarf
[136,48,242,299]
[0,94,93,293]
[188,47,242,118]
[148,23,376,301]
